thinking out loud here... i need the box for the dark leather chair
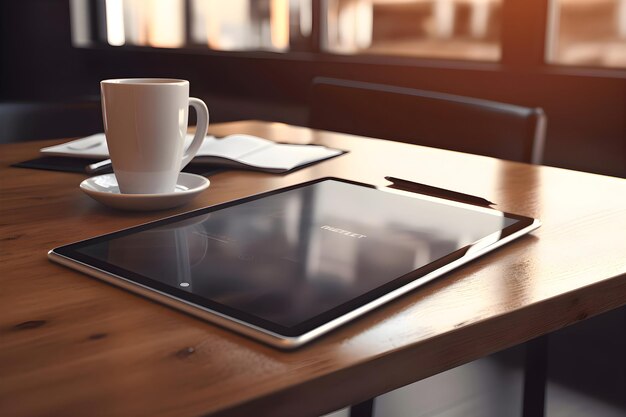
[0,100,103,144]
[309,77,546,164]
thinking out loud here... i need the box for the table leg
[522,335,548,417]
[349,398,374,417]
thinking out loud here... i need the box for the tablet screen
[55,178,534,338]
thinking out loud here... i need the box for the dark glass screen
[72,179,518,329]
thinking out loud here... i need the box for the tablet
[49,178,540,349]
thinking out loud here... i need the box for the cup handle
[180,97,209,170]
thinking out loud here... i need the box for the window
[96,0,312,52]
[71,0,626,68]
[546,0,626,68]
[322,0,503,61]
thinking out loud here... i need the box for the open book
[40,133,345,174]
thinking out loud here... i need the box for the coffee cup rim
[101,78,188,86]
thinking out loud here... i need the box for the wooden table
[1,120,625,417]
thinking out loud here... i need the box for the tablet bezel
[49,177,540,348]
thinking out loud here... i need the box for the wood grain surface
[1,120,625,417]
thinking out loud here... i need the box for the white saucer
[80,173,210,211]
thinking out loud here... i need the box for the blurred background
[0,0,624,176]
[1,3,625,417]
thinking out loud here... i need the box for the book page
[197,134,273,159]
[236,144,343,170]
[40,133,272,160]
[40,133,345,173]
[40,133,109,159]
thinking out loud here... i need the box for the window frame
[72,0,626,77]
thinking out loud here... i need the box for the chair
[0,99,103,144]
[309,77,546,164]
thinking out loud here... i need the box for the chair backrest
[0,100,103,144]
[309,77,546,164]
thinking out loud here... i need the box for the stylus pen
[384,176,495,207]
[85,158,112,174]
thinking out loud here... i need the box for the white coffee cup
[100,78,209,194]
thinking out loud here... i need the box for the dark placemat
[183,164,224,176]
[12,156,109,173]
[12,157,223,176]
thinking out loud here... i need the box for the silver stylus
[85,159,112,174]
